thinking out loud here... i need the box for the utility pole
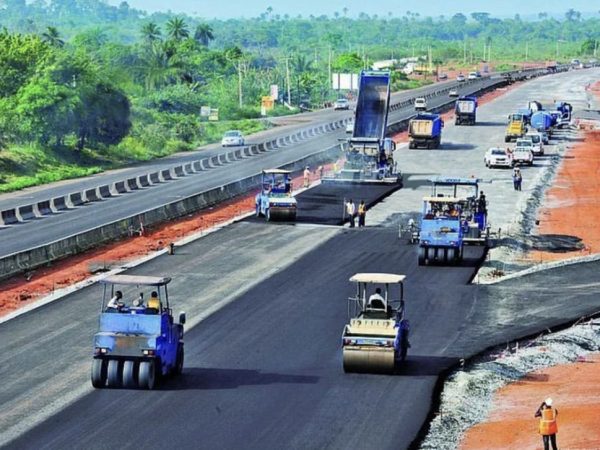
[285,56,291,106]
[237,61,243,108]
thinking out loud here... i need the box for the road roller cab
[255,169,297,221]
[91,275,185,390]
[342,273,410,374]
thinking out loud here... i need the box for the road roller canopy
[263,169,292,174]
[99,275,172,312]
[349,273,405,284]
[101,275,171,286]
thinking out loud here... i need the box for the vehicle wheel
[91,358,107,388]
[418,247,426,266]
[139,360,156,390]
[443,248,448,264]
[107,359,122,388]
[266,208,271,222]
[122,360,138,388]
[455,120,459,126]
[174,345,184,375]
[504,136,510,143]
[448,247,456,261]
[400,344,408,361]
[255,204,261,217]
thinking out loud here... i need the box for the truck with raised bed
[408,113,444,149]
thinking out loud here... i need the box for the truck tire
[266,208,271,222]
[91,358,107,388]
[139,360,156,390]
[122,360,137,388]
[408,141,415,149]
[418,247,426,266]
[107,359,122,388]
[174,345,184,375]
[448,247,457,262]
[504,136,510,143]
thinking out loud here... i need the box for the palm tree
[41,26,64,48]
[194,23,214,46]
[138,41,183,90]
[166,17,189,41]
[140,22,162,42]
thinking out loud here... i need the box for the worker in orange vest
[535,398,558,450]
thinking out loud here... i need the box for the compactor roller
[255,169,298,222]
[341,273,410,374]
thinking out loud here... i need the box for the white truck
[513,139,534,166]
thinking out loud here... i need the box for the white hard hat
[545,398,553,406]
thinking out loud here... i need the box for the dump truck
[342,273,410,374]
[255,169,297,221]
[454,96,477,125]
[505,113,527,142]
[323,70,401,184]
[530,111,553,133]
[418,177,488,265]
[91,275,185,390]
[527,101,543,113]
[408,113,443,149]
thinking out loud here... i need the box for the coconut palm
[166,17,189,41]
[194,23,214,46]
[138,41,183,90]
[140,22,162,42]
[41,26,64,48]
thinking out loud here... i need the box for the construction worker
[146,291,161,314]
[346,199,356,228]
[317,165,324,179]
[303,166,311,188]
[367,288,385,310]
[535,398,558,450]
[106,290,124,311]
[358,200,366,227]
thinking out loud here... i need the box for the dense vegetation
[0,1,598,191]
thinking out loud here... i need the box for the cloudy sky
[109,0,597,19]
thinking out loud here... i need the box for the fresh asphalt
[0,76,498,258]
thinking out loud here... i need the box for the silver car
[334,98,350,110]
[221,130,245,147]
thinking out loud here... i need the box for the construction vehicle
[323,70,401,184]
[527,101,543,113]
[530,111,553,134]
[454,96,477,125]
[505,113,527,142]
[517,108,533,125]
[554,101,572,127]
[408,113,444,149]
[342,273,410,374]
[255,169,297,221]
[418,177,488,265]
[91,275,185,390]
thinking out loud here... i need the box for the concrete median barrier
[69,192,85,207]
[192,160,205,172]
[84,188,101,202]
[174,166,186,177]
[99,185,112,198]
[160,169,173,181]
[52,197,69,211]
[138,174,151,187]
[1,209,19,225]
[114,180,129,193]
[126,178,139,191]
[37,200,53,216]
[18,205,38,221]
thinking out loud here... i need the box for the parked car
[221,130,245,147]
[456,74,465,82]
[467,72,478,80]
[513,139,535,166]
[448,88,459,97]
[334,98,350,110]
[484,147,513,168]
[438,73,448,80]
[525,133,544,156]
[414,97,427,111]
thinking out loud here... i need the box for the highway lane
[0,76,504,258]
[0,76,493,213]
[8,227,600,450]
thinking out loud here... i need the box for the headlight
[94,347,109,355]
[142,349,156,356]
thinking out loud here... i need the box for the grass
[0,118,270,194]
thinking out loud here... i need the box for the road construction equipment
[454,96,477,125]
[408,113,444,149]
[323,70,402,184]
[505,113,527,142]
[255,169,297,221]
[91,275,185,390]
[418,177,489,265]
[342,273,410,374]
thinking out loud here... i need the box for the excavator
[323,70,402,185]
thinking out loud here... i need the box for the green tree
[41,26,65,48]
[166,17,189,41]
[138,41,182,90]
[194,23,214,46]
[140,22,161,42]
[332,52,363,72]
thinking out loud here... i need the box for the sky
[109,0,597,19]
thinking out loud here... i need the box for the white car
[346,119,354,133]
[414,97,427,111]
[456,74,466,82]
[221,130,245,147]
[467,72,478,80]
[334,98,350,110]
[525,133,544,156]
[513,139,534,165]
[448,88,459,97]
[540,131,549,145]
[484,147,513,168]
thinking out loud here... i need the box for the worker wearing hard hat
[535,397,558,450]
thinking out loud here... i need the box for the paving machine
[255,169,297,221]
[91,275,185,390]
[418,177,489,265]
[323,70,402,184]
[342,273,410,374]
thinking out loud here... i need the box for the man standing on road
[346,199,356,228]
[535,398,559,450]
[303,166,311,188]
[357,200,366,227]
[513,168,522,191]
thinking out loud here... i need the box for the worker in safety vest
[303,166,311,188]
[535,397,558,450]
[357,200,366,227]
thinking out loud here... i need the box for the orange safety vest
[539,408,558,435]
[358,204,366,215]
